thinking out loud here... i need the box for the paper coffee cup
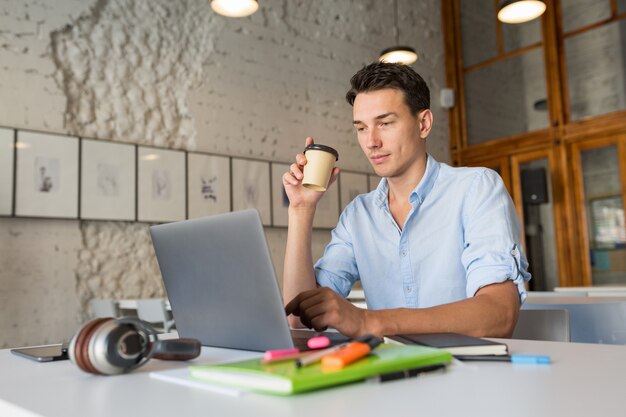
[302,144,339,192]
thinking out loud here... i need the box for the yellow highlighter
[321,336,382,371]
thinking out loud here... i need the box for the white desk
[1,339,625,417]
[554,286,626,297]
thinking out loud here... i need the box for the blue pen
[510,354,550,365]
[454,354,551,364]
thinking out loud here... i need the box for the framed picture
[0,128,14,216]
[314,182,340,229]
[271,163,290,227]
[232,158,271,226]
[80,139,136,221]
[137,146,186,223]
[187,153,231,219]
[15,131,79,218]
[589,195,626,250]
[339,172,369,211]
[368,174,381,192]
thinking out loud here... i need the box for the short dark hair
[345,62,430,115]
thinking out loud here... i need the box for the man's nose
[365,129,381,148]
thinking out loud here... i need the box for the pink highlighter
[307,336,330,350]
[263,348,299,361]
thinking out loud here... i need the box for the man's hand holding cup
[282,137,339,209]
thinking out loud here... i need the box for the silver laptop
[150,209,347,352]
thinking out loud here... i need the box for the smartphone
[10,344,69,362]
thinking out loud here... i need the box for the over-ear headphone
[68,317,201,375]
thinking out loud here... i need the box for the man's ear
[419,109,433,139]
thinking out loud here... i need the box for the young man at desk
[282,62,531,339]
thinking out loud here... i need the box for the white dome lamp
[378,0,418,65]
[211,0,259,18]
[498,0,546,24]
[379,46,418,65]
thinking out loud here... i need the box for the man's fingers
[284,294,302,316]
[282,171,299,186]
[299,302,327,321]
[309,316,329,333]
[305,136,314,147]
[296,292,328,312]
[290,162,303,180]
[285,288,320,316]
[295,153,307,168]
[299,304,328,331]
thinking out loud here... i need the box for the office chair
[89,298,119,319]
[512,308,570,342]
[136,298,176,333]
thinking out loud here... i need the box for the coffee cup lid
[304,144,339,161]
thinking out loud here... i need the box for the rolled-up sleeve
[461,170,531,303]
[314,206,360,298]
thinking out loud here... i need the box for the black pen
[370,364,446,383]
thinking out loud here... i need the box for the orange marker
[321,336,381,371]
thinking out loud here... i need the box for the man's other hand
[285,287,370,338]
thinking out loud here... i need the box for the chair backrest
[136,298,169,324]
[512,308,570,342]
[89,298,118,318]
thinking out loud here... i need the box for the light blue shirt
[315,154,531,310]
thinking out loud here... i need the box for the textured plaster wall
[0,0,449,348]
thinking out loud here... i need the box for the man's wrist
[288,205,316,223]
[363,309,386,338]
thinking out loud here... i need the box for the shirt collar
[374,154,440,208]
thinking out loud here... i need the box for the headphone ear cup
[69,318,113,375]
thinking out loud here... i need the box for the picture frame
[368,174,381,192]
[589,195,626,250]
[80,139,136,221]
[137,146,186,223]
[232,158,271,226]
[270,163,290,227]
[15,131,79,218]
[187,153,231,219]
[339,172,369,211]
[0,127,14,216]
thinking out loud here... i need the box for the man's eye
[356,127,365,132]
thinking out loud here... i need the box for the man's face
[352,88,429,179]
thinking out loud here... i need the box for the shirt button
[406,287,412,293]
[400,250,407,257]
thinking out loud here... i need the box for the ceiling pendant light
[498,0,546,24]
[378,0,417,65]
[211,0,259,18]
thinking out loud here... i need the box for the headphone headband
[68,317,201,375]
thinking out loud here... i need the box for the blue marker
[454,354,551,364]
[510,354,550,365]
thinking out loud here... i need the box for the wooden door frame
[510,147,571,288]
[569,134,626,286]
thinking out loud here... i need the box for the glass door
[572,136,626,286]
[511,149,564,291]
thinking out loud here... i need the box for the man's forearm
[283,207,318,327]
[364,281,520,338]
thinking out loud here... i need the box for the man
[282,62,530,339]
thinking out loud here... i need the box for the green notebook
[189,344,451,395]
